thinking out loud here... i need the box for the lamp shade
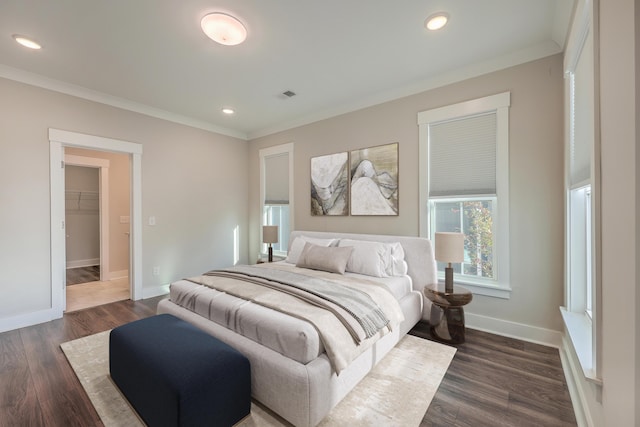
[263,225,278,244]
[434,232,464,263]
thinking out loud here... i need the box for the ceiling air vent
[282,90,296,98]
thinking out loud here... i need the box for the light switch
[148,216,156,226]
[120,216,130,224]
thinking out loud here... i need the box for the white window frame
[560,0,602,385]
[418,92,511,299]
[259,143,294,257]
[429,196,497,284]
[262,203,290,256]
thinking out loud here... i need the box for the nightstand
[256,256,285,264]
[423,283,473,344]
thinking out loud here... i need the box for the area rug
[61,331,456,426]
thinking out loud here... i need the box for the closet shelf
[65,190,99,213]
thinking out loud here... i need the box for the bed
[157,230,437,427]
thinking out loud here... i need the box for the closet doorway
[50,128,143,320]
[64,148,130,312]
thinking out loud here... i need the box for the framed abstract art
[310,152,349,216]
[350,143,398,215]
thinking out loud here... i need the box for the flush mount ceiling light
[201,13,247,46]
[12,34,42,50]
[425,13,449,31]
[222,107,235,115]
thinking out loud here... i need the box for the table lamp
[435,232,464,293]
[263,225,278,262]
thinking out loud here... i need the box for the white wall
[248,54,565,339]
[0,77,249,329]
[598,0,638,424]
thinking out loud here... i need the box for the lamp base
[444,266,454,293]
[268,246,273,263]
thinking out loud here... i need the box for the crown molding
[0,64,248,140]
[247,41,562,140]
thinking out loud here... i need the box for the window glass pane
[569,185,592,314]
[585,188,592,317]
[263,204,289,254]
[431,198,494,280]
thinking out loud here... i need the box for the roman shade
[428,112,497,197]
[264,153,289,204]
[570,28,594,186]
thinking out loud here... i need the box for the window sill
[560,307,602,385]
[437,274,511,299]
[457,281,511,299]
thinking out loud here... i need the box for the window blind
[570,28,594,186]
[429,112,497,197]
[264,153,289,204]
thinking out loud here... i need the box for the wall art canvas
[350,143,399,215]
[310,152,349,216]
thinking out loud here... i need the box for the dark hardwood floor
[66,265,100,286]
[0,297,576,427]
[412,324,577,427]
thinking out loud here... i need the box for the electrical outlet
[152,266,160,276]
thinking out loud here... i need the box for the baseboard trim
[66,258,100,269]
[142,284,169,300]
[0,283,166,333]
[558,335,592,427]
[465,312,563,348]
[108,269,128,281]
[0,307,61,334]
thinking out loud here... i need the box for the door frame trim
[49,128,143,318]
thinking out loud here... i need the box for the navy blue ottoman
[109,314,251,427]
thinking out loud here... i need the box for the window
[430,197,495,281]
[262,203,289,254]
[260,143,294,257]
[561,0,601,384]
[418,92,511,298]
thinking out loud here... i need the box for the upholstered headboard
[288,230,438,298]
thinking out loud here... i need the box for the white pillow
[338,239,389,277]
[385,242,408,277]
[296,243,353,274]
[285,236,337,264]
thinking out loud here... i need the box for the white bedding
[160,231,437,427]
[169,261,413,365]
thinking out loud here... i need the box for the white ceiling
[0,1,574,140]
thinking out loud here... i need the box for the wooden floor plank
[413,323,577,427]
[0,297,576,426]
[19,322,101,427]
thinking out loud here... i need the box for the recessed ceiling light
[222,108,235,115]
[12,34,42,50]
[201,13,247,46]
[425,13,449,31]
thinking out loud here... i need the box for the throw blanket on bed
[184,264,403,373]
[209,265,389,341]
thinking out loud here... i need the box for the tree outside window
[431,198,494,280]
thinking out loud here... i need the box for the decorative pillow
[338,239,390,278]
[295,243,353,274]
[385,242,409,277]
[285,236,337,264]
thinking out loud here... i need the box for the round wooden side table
[256,255,285,264]
[423,283,473,344]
